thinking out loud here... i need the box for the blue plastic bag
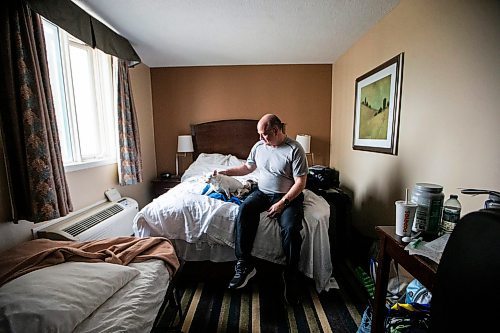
[405,279,432,305]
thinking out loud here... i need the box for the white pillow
[195,153,246,167]
[195,153,231,165]
[227,156,246,166]
[0,262,139,333]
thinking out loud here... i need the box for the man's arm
[217,162,256,177]
[267,174,307,218]
[281,174,307,203]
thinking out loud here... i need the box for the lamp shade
[296,134,311,153]
[177,135,194,153]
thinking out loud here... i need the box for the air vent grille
[63,204,124,237]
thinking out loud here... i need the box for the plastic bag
[405,279,432,305]
[385,302,430,333]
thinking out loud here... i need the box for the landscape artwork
[359,75,391,140]
[353,53,404,155]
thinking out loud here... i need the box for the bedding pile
[134,153,335,292]
[0,236,179,286]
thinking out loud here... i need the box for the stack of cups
[395,189,418,240]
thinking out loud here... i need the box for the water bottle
[440,194,461,235]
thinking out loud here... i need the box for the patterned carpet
[155,271,365,333]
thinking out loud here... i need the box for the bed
[133,119,335,292]
[0,237,179,333]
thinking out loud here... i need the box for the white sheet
[0,262,140,333]
[134,156,333,292]
[74,260,170,333]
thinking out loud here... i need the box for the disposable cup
[395,200,418,237]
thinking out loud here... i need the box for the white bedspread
[134,154,334,292]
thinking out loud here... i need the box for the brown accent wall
[151,65,332,174]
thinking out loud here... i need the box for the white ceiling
[73,0,400,68]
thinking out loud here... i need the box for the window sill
[64,158,117,173]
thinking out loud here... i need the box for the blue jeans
[235,189,304,273]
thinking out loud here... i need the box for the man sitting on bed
[215,113,308,305]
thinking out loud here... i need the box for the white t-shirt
[247,137,308,194]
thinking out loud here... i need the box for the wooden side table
[151,176,181,197]
[372,226,438,333]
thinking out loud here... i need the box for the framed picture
[353,53,404,155]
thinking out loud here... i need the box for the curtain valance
[27,0,141,65]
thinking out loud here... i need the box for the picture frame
[353,53,404,155]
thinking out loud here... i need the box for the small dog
[205,173,244,198]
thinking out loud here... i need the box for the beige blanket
[0,236,180,287]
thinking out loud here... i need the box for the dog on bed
[205,173,244,198]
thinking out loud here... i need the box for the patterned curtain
[116,59,143,185]
[0,2,73,222]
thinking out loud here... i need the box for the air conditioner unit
[36,197,139,241]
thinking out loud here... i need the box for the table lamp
[176,135,194,176]
[296,134,314,165]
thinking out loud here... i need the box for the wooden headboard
[191,119,259,160]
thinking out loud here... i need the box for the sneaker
[228,260,256,289]
[282,271,300,305]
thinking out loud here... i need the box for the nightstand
[152,176,181,197]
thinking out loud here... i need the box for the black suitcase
[306,165,340,191]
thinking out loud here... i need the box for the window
[42,18,117,172]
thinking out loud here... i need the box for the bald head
[258,114,283,132]
[257,114,286,147]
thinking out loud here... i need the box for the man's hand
[267,175,306,218]
[267,200,286,218]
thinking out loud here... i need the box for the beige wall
[0,63,156,251]
[331,0,500,236]
[151,65,332,174]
